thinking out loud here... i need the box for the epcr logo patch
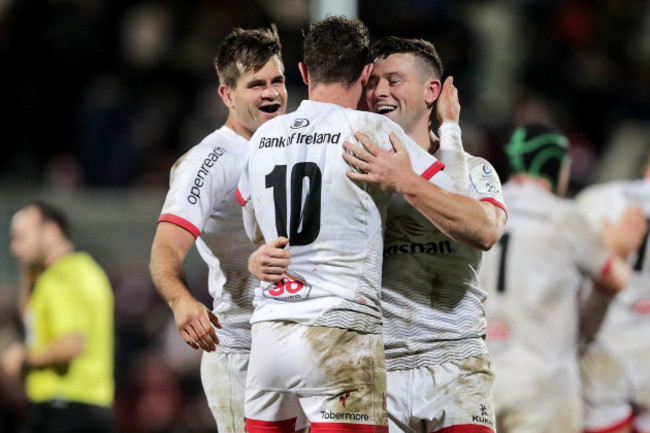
[290,118,310,129]
[483,164,492,174]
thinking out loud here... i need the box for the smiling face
[220,55,287,139]
[366,53,433,135]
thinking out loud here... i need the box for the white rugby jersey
[480,181,611,379]
[382,149,507,371]
[159,126,258,353]
[576,179,650,332]
[237,100,455,334]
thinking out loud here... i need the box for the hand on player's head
[436,76,460,125]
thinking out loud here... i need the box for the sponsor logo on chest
[258,132,341,148]
[383,214,455,257]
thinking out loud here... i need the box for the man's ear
[298,62,309,85]
[42,220,62,243]
[218,84,235,109]
[360,63,374,87]
[425,78,442,107]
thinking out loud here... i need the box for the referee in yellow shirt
[1,202,114,433]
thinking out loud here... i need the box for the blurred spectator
[1,1,648,188]
[1,202,115,433]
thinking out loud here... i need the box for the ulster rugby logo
[290,118,310,129]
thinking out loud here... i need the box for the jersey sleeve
[436,122,469,193]
[558,203,612,280]
[575,183,625,236]
[235,152,259,242]
[467,156,507,214]
[158,144,231,238]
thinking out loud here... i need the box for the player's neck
[406,121,435,153]
[224,115,253,140]
[44,241,74,268]
[308,82,362,109]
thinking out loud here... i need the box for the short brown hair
[214,24,283,88]
[22,201,71,240]
[372,36,444,80]
[302,16,370,86]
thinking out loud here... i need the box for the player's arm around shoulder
[342,129,419,194]
[340,76,460,194]
[341,114,454,194]
[342,130,506,250]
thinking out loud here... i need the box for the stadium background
[1,0,649,431]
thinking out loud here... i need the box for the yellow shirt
[24,252,114,407]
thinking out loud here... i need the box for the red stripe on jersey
[158,214,200,239]
[584,412,634,433]
[310,422,388,433]
[421,161,446,180]
[599,255,615,278]
[245,417,297,433]
[480,197,507,214]
[433,424,495,433]
[235,187,247,206]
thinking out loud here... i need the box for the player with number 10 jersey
[236,99,455,335]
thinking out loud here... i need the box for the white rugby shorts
[245,321,388,433]
[491,352,581,433]
[581,329,650,433]
[201,349,249,433]
[387,355,496,433]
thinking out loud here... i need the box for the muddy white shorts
[581,328,650,433]
[491,351,581,433]
[245,321,388,433]
[201,349,249,433]
[387,355,496,433]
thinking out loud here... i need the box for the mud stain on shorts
[303,326,387,425]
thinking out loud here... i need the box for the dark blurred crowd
[1,0,650,432]
[2,0,650,189]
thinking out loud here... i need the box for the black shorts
[21,401,114,433]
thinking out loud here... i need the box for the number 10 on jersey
[265,162,322,246]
